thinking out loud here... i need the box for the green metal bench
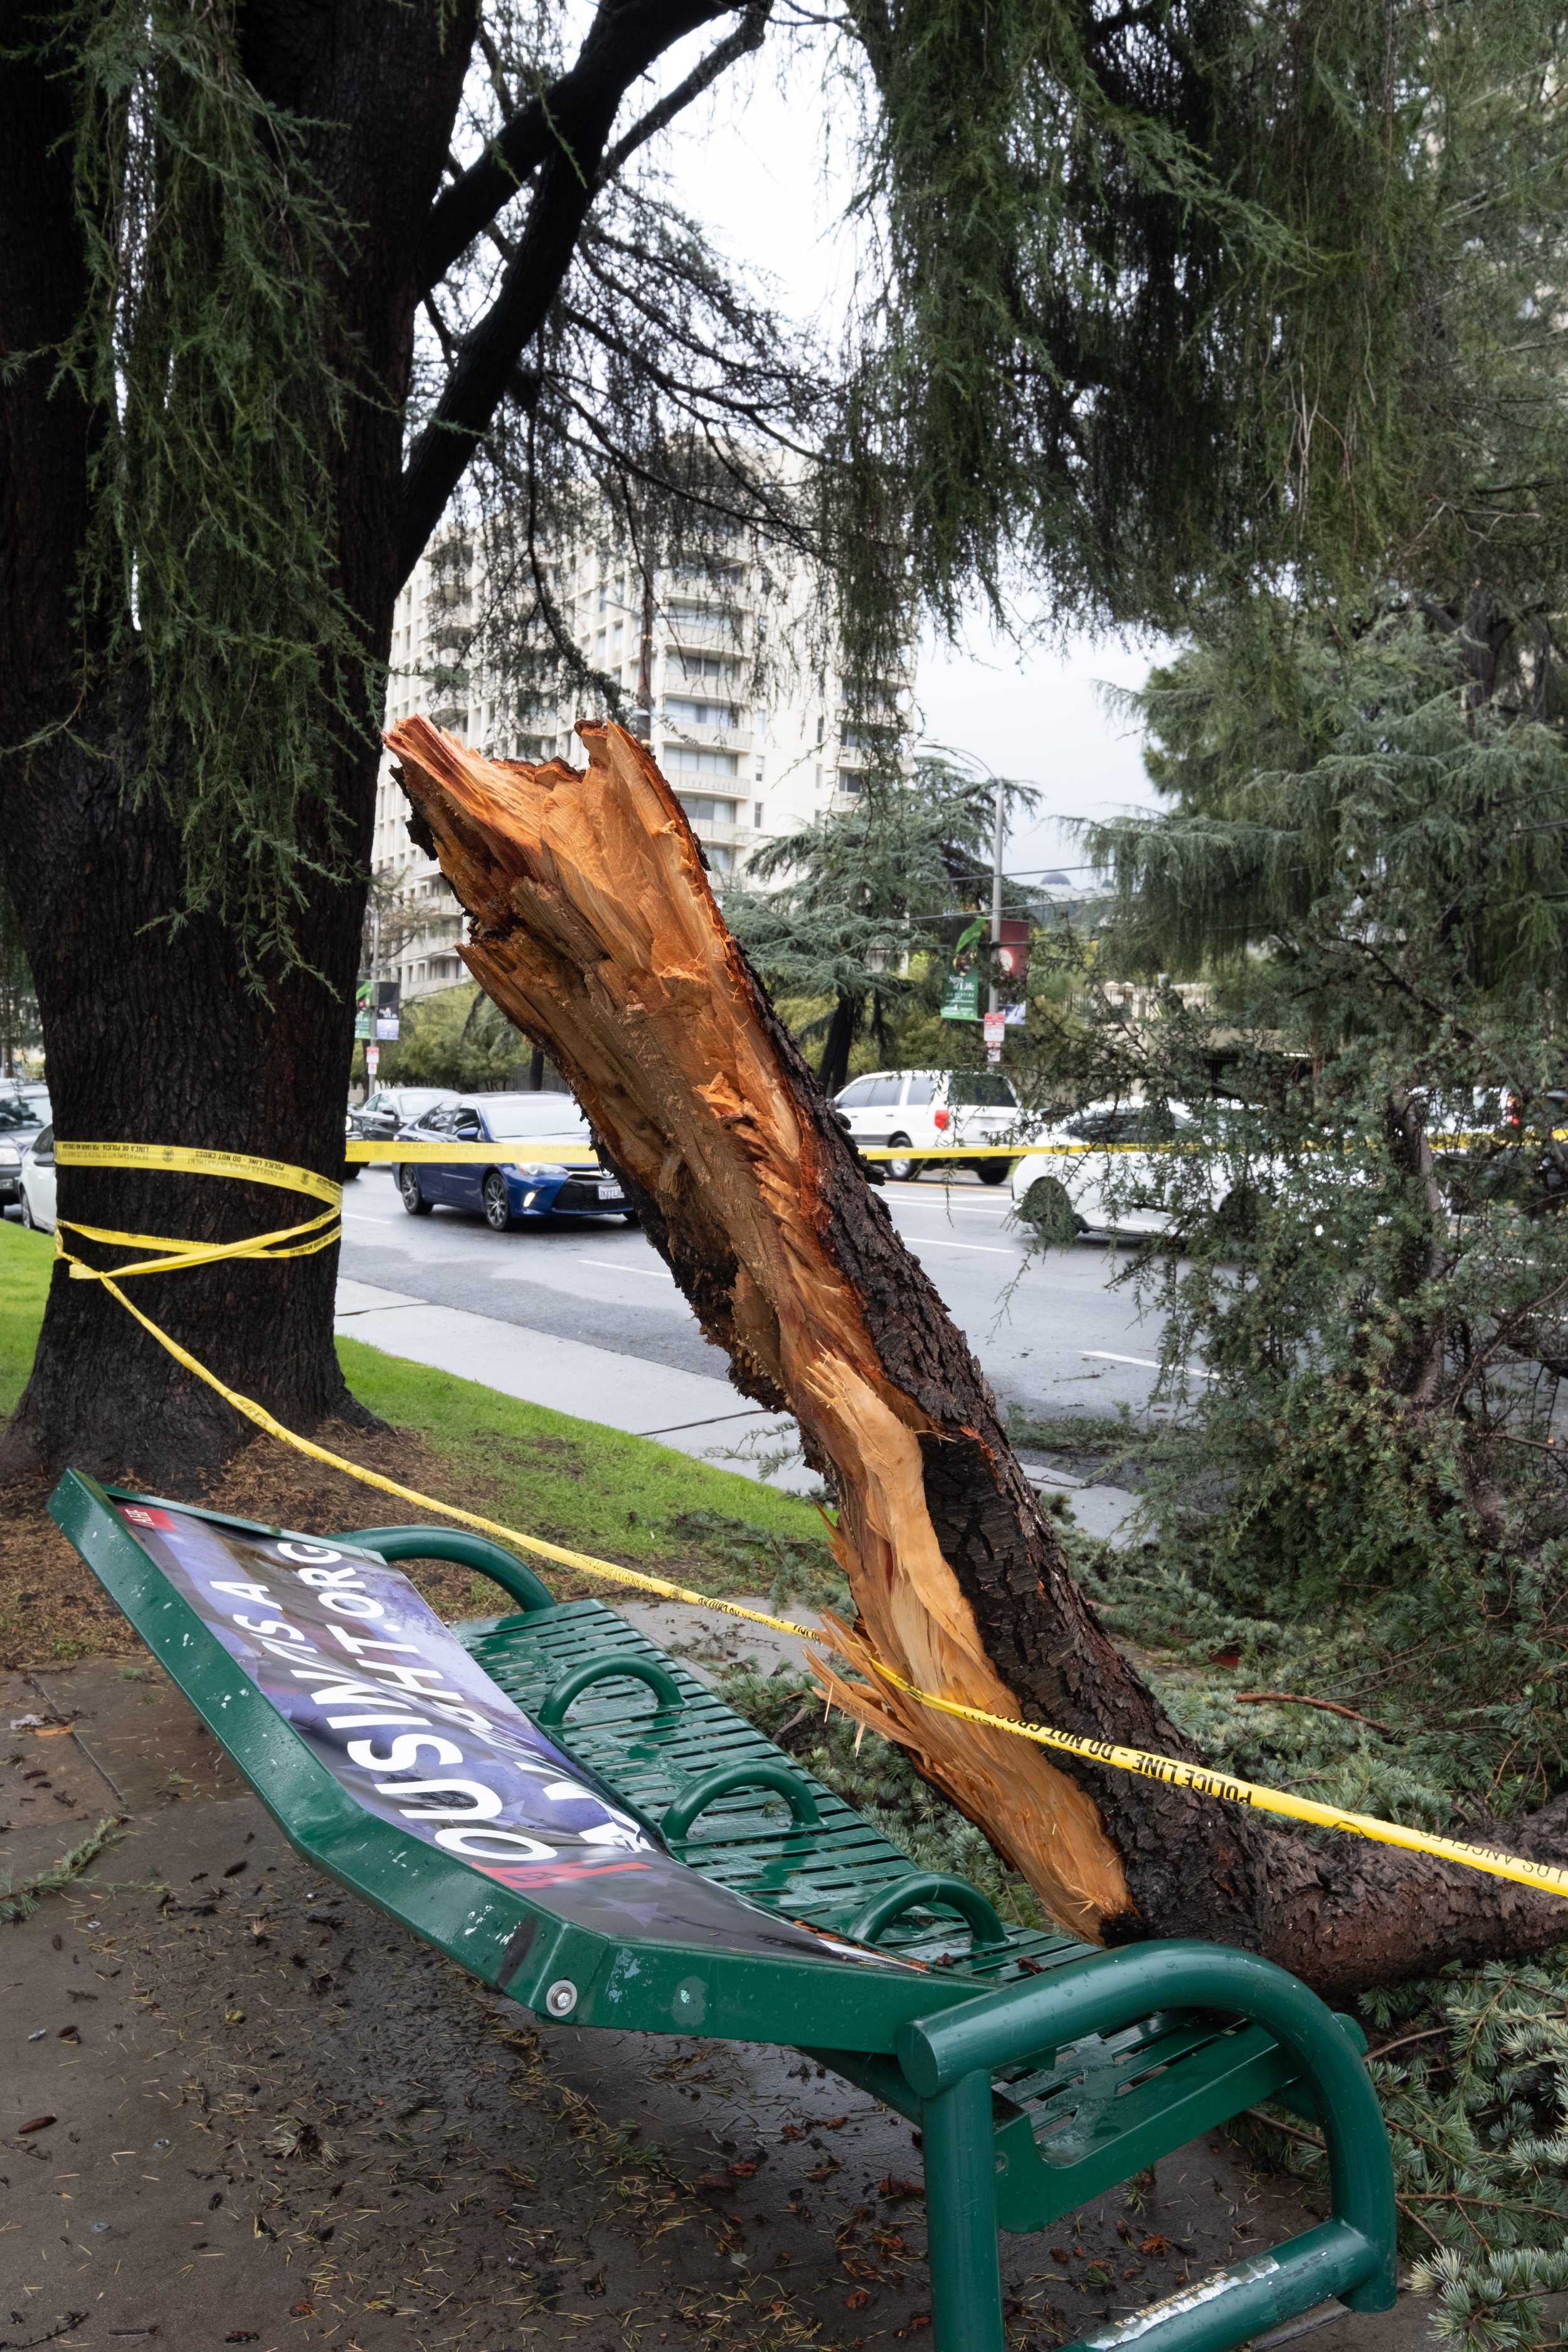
[49,1473,1397,2352]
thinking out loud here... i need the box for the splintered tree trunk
[387,714,1568,1996]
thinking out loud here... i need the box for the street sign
[365,1042,380,1077]
[983,1011,1006,1047]
[941,972,981,1022]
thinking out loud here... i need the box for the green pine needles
[833,0,1568,652]
[724,753,1034,1091]
[53,0,366,973]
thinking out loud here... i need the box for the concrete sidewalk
[335,1276,816,1493]
[334,1278,1139,1536]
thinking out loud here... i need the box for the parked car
[395,1093,634,1229]
[832,1069,1024,1182]
[344,1086,460,1179]
[1009,1103,1199,1237]
[18,1124,55,1231]
[0,1084,51,1210]
[1010,1101,1290,1241]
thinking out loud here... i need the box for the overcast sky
[648,26,1171,874]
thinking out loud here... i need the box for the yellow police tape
[48,1138,1568,1905]
[343,1123,1554,1166]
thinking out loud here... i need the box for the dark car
[0,1083,50,1208]
[395,1093,633,1230]
[344,1086,459,1180]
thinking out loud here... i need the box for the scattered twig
[1370,2025,1451,2060]
[1233,1692,1392,1733]
[0,1816,125,1923]
[1241,2107,1324,2152]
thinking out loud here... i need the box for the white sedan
[1010,1103,1209,1239]
[1012,1103,1290,1242]
[19,1125,56,1232]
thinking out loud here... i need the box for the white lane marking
[898,1234,1017,1256]
[576,1256,674,1281]
[893,1204,1020,1223]
[635,1407,773,1437]
[1083,1350,1217,1379]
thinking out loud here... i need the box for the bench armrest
[337,1523,556,1613]
[899,1939,1395,2318]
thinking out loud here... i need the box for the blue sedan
[394,1093,634,1231]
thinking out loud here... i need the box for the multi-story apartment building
[374,525,914,1001]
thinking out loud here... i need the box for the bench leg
[923,2069,1005,2352]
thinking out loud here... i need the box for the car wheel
[977,1158,1013,1186]
[342,1163,361,1182]
[19,1190,35,1230]
[398,1165,432,1216]
[621,1210,640,1226]
[482,1171,516,1232]
[885,1133,919,1182]
[1015,1174,1083,1247]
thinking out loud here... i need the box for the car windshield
[397,1090,453,1111]
[0,1091,48,1130]
[1066,1103,1193,1145]
[475,1096,591,1141]
[946,1074,1015,1108]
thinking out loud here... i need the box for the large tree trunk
[0,0,473,1488]
[386,714,1568,1997]
[0,688,379,1485]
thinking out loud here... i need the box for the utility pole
[988,783,1005,1015]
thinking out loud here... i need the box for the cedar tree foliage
[724,752,1036,1093]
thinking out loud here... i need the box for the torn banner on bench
[114,1500,901,1968]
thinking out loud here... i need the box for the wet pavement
[3,1658,1433,2352]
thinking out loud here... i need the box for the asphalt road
[339,1167,1175,1430]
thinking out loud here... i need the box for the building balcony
[660,618,744,653]
[681,815,758,849]
[658,723,755,757]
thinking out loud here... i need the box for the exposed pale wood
[385,716,1568,1993]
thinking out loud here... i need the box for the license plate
[596,1182,623,1200]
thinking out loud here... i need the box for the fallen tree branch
[383,717,1568,1995]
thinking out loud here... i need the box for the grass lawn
[1,1216,835,1654]
[333,1332,828,1570]
[1,1218,51,1417]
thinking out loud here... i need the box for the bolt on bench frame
[49,1473,1397,2352]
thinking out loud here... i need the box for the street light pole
[988,783,1005,1017]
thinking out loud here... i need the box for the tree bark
[0,0,474,1488]
[816,993,859,1098]
[385,714,1568,1997]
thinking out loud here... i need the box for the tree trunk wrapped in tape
[386,714,1568,1996]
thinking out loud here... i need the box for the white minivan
[834,1069,1022,1182]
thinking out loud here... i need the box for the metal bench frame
[49,1473,1397,2352]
